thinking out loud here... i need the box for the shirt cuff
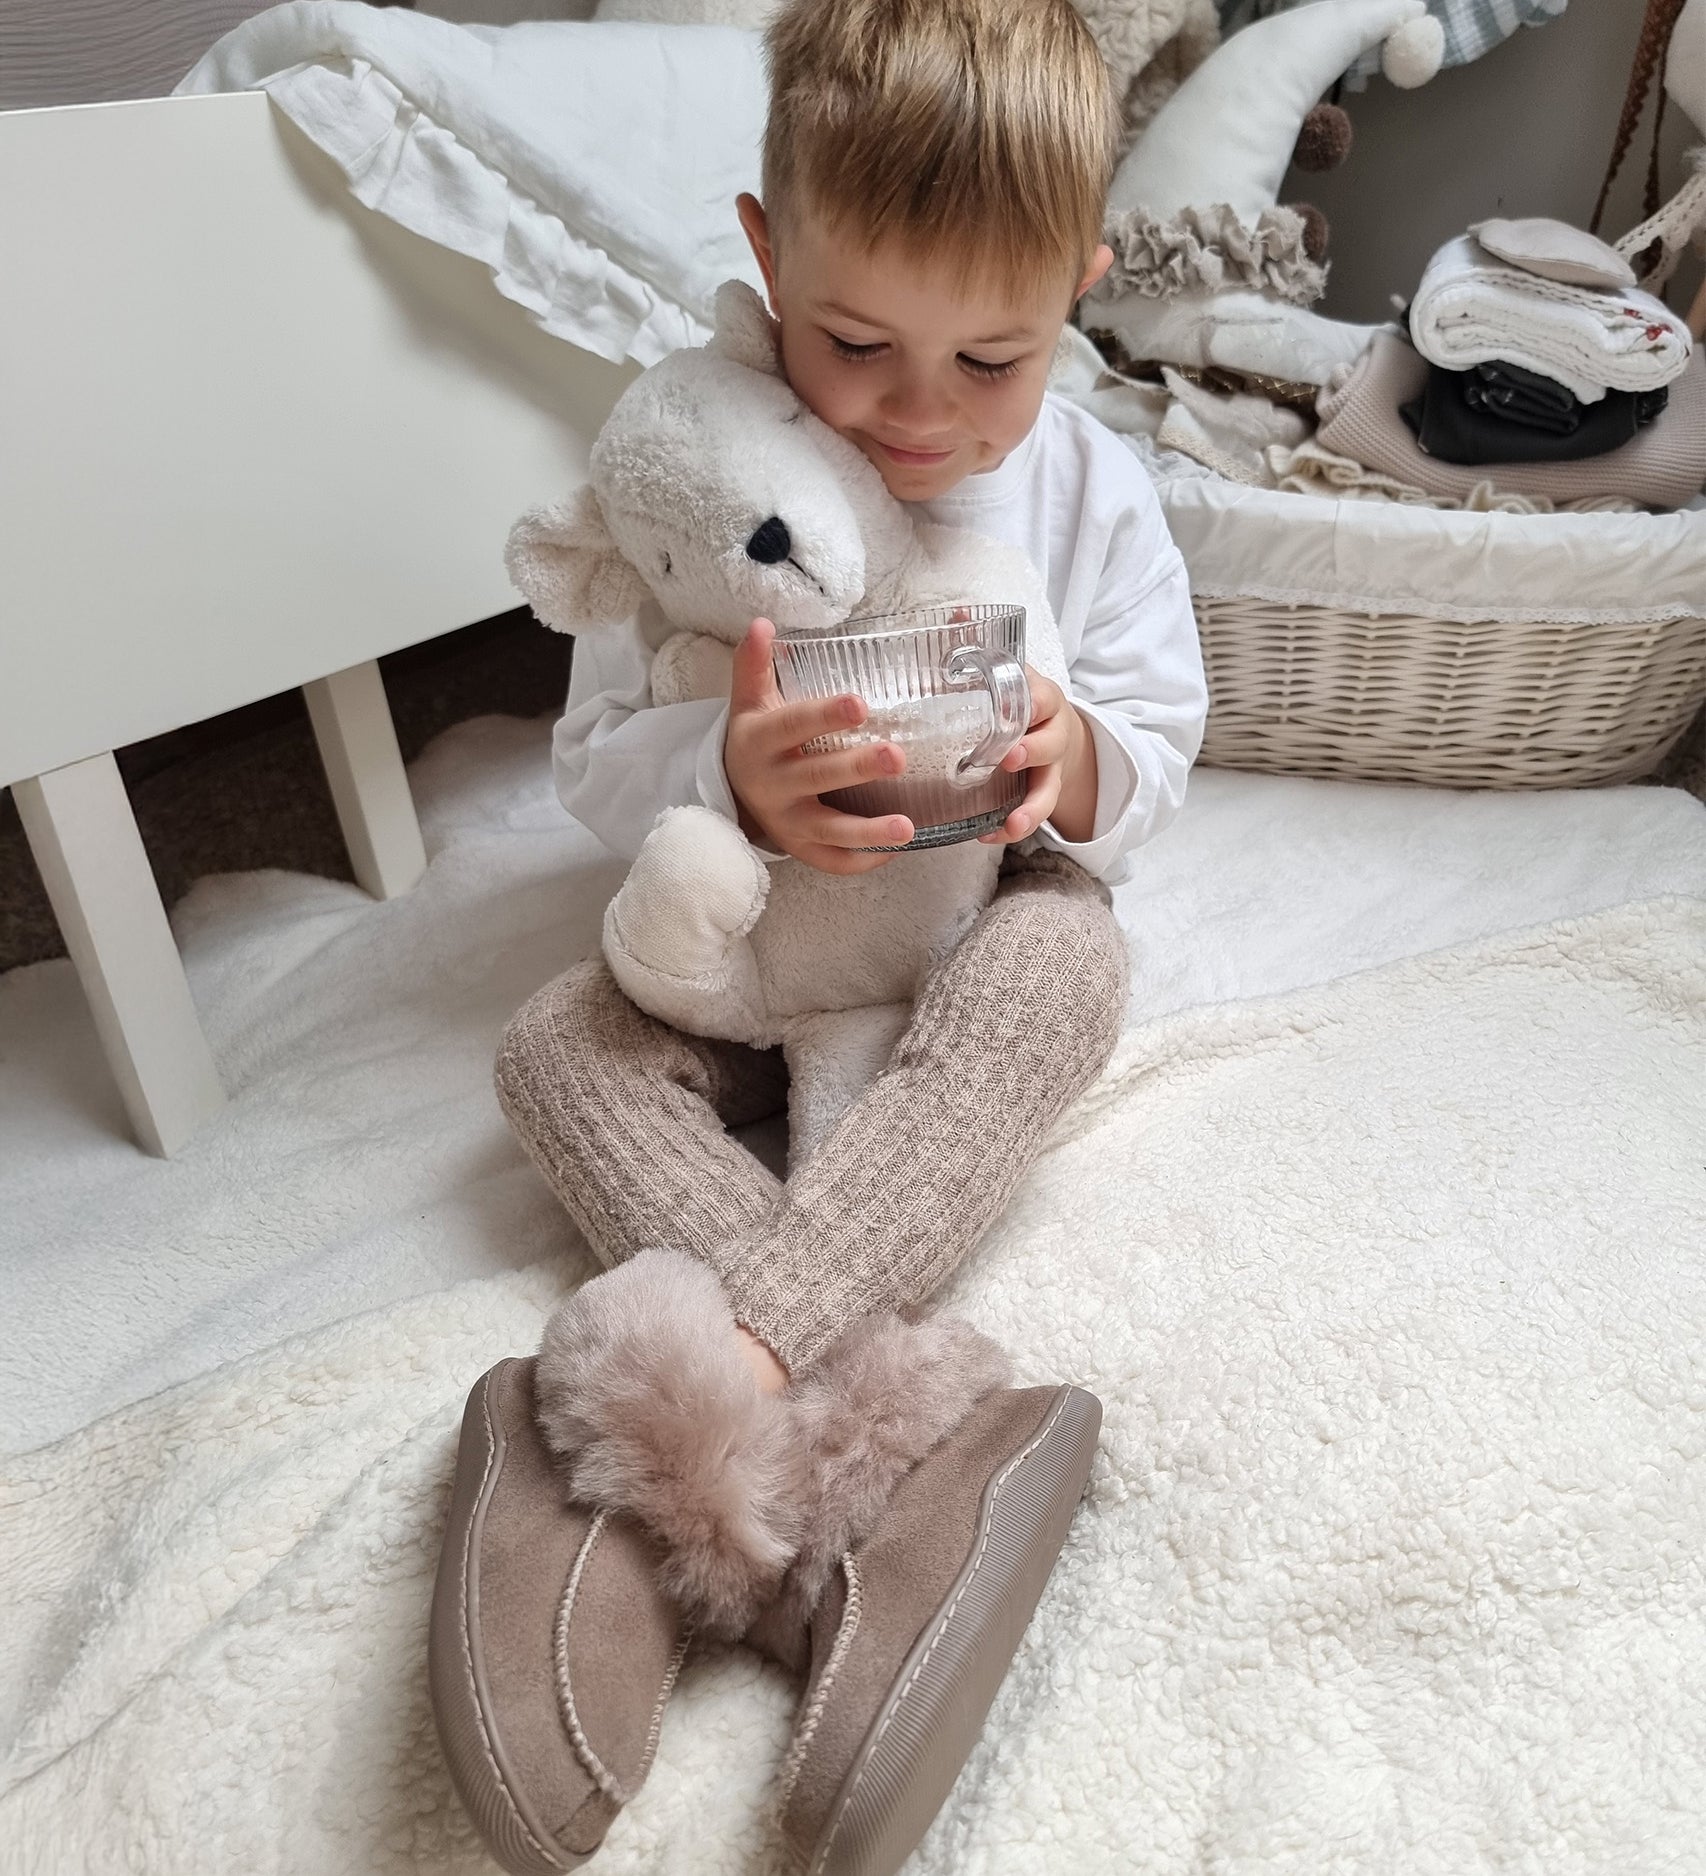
[693,702,788,864]
[1036,704,1139,879]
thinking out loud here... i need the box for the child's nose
[880,372,955,437]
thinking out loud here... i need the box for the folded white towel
[1409,234,1693,402]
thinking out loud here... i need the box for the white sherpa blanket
[1409,235,1694,402]
[6,894,1705,1873]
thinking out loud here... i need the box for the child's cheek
[777,330,851,436]
[988,369,1051,453]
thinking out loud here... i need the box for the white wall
[1281,1,1702,322]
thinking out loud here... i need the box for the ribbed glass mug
[772,604,1031,850]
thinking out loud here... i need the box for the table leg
[12,753,224,1157]
[302,659,427,901]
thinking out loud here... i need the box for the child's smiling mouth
[869,437,958,466]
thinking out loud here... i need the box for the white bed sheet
[3,711,1704,1458]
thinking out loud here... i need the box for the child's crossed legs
[429,850,1126,1875]
[493,847,1127,1375]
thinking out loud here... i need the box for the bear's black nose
[745,516,792,565]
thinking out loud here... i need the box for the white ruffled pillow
[179,1,769,367]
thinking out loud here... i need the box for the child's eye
[958,354,1023,381]
[827,334,883,362]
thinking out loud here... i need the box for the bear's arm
[651,632,737,708]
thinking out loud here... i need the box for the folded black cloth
[1402,360,1671,464]
[1464,360,1583,434]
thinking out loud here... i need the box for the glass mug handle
[943,643,1031,788]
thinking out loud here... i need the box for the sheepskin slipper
[774,1384,1104,1876]
[429,1357,687,1874]
[535,1252,1018,1647]
[534,1248,803,1638]
[776,1311,1013,1624]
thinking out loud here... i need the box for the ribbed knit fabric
[1317,334,1706,510]
[495,961,789,1272]
[494,848,1128,1373]
[713,852,1127,1369]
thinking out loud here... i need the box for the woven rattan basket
[1153,479,1706,790]
[1193,599,1706,788]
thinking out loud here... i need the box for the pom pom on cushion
[1382,13,1443,88]
[1293,101,1354,172]
[1291,202,1331,262]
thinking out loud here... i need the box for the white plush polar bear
[506,280,1069,1162]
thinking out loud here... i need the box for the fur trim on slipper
[535,1249,801,1638]
[781,1312,1012,1613]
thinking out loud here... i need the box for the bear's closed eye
[661,552,672,577]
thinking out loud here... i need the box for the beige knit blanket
[1317,332,1706,509]
[5,897,1705,1874]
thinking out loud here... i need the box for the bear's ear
[504,484,649,633]
[706,279,784,377]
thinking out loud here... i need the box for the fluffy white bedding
[178,1,768,366]
[3,714,1705,1871]
[4,716,1705,1459]
[4,718,1706,1874]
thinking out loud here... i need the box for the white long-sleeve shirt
[551,391,1207,885]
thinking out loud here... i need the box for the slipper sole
[428,1358,588,1875]
[807,1383,1103,1876]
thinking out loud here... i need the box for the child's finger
[980,764,1055,842]
[1001,706,1072,774]
[790,739,905,799]
[1001,766,1061,841]
[791,840,898,876]
[752,691,868,755]
[728,618,782,717]
[791,803,914,850]
[1025,667,1065,723]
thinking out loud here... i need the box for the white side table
[2,92,629,1152]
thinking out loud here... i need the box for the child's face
[739,195,1110,503]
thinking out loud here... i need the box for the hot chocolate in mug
[772,604,1031,850]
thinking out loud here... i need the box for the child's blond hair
[761,0,1117,300]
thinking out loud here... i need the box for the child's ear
[504,485,649,633]
[735,194,780,311]
[1076,243,1115,301]
[707,278,784,377]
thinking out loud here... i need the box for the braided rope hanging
[1591,0,1688,233]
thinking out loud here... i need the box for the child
[430,1,1207,1870]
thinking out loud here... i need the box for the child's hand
[979,668,1099,847]
[724,619,914,874]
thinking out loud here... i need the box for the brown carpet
[1,625,1700,978]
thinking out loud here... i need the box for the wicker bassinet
[1157,481,1706,789]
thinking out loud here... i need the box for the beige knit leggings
[494,847,1128,1374]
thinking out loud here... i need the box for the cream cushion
[1469,216,1637,290]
